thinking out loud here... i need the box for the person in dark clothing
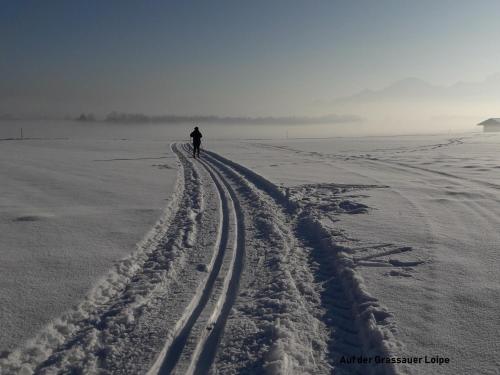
[190,126,202,158]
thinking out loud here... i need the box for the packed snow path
[1,143,400,375]
[151,144,400,375]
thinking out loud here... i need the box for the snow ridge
[203,149,293,209]
[0,143,188,374]
[297,215,400,375]
[0,143,214,374]
[202,146,401,374]
[200,149,331,374]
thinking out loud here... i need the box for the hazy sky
[2,0,500,116]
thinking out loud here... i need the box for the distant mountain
[333,74,500,104]
[447,73,500,98]
[337,78,442,103]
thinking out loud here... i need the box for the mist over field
[3,73,499,137]
[318,74,500,134]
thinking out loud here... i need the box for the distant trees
[76,113,96,122]
[105,112,150,123]
[0,113,15,120]
[102,112,361,125]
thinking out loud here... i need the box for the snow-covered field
[209,133,500,375]
[1,125,499,374]
[0,135,177,353]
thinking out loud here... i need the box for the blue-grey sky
[1,0,500,116]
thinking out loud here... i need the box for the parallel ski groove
[186,153,246,375]
[149,144,233,374]
[200,146,399,375]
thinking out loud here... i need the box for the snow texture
[2,131,500,375]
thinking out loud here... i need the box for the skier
[190,126,202,158]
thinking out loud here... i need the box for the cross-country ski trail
[1,143,401,375]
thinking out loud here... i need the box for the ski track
[148,144,244,375]
[186,152,245,375]
[147,145,234,375]
[1,143,219,374]
[0,142,403,375]
[199,147,400,375]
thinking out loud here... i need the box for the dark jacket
[190,129,202,144]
